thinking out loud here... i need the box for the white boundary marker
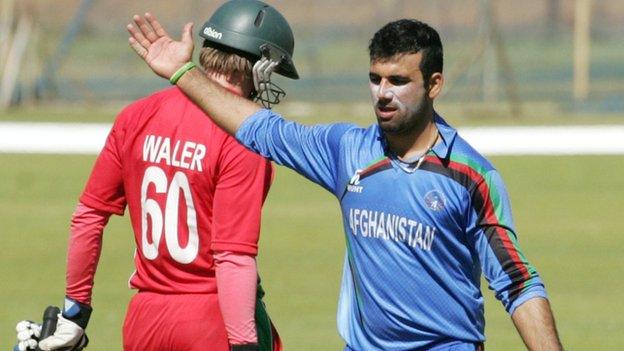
[461,125,624,155]
[1,122,624,155]
[0,122,110,154]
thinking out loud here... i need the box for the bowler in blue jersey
[129,13,564,351]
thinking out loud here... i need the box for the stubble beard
[378,101,430,138]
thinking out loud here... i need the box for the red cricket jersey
[79,87,272,294]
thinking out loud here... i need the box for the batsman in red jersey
[14,1,299,351]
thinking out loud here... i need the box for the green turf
[3,103,624,126]
[0,106,119,123]
[1,154,622,350]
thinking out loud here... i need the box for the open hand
[127,13,194,79]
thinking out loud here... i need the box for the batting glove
[14,320,41,351]
[231,344,259,351]
[38,297,91,351]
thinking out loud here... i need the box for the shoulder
[448,133,497,176]
[118,87,220,129]
[433,113,496,176]
[114,87,179,124]
[147,86,203,116]
[421,132,498,194]
[339,124,379,144]
[131,86,181,108]
[306,123,370,157]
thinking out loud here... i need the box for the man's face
[369,52,431,135]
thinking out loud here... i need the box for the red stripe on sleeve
[427,156,531,282]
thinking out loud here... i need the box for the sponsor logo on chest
[347,169,364,193]
[348,208,436,251]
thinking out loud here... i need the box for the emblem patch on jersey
[424,190,446,212]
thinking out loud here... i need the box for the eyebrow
[368,72,409,78]
[388,75,410,80]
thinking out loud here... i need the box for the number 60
[140,166,199,264]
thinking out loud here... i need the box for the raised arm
[511,297,564,351]
[127,13,260,135]
[127,13,353,194]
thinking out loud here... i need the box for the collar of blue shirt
[430,111,458,160]
[376,110,458,161]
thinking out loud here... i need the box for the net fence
[3,0,623,117]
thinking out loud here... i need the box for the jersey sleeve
[210,136,273,255]
[79,108,132,215]
[467,169,547,315]
[214,250,258,344]
[66,203,111,305]
[235,108,355,194]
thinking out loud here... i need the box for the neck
[205,71,252,98]
[385,113,438,159]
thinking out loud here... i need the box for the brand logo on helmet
[203,27,223,40]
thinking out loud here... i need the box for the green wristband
[169,62,197,85]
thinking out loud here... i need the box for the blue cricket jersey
[236,109,547,351]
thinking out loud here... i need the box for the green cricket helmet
[199,0,299,80]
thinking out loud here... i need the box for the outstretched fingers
[145,12,170,38]
[127,21,150,48]
[128,36,147,59]
[133,14,160,42]
[126,19,151,59]
[126,12,195,79]
[127,13,167,60]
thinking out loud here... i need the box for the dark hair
[369,19,443,86]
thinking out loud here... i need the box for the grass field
[1,153,623,350]
[3,102,624,127]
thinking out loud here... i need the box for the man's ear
[427,72,444,99]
